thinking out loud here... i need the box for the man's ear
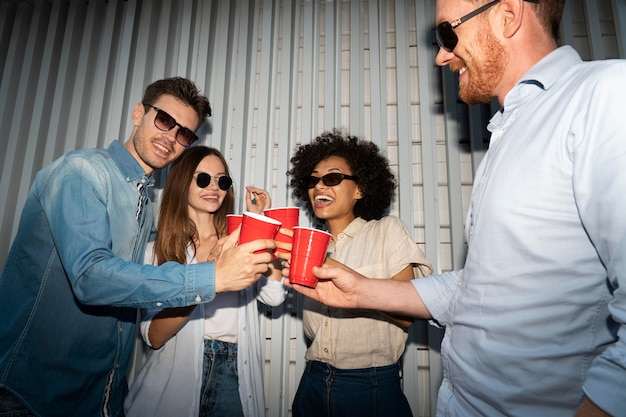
[498,0,524,39]
[131,102,145,126]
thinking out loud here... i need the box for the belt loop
[370,366,379,386]
[228,342,235,362]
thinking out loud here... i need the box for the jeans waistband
[204,339,238,356]
[305,360,401,383]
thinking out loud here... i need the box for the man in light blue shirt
[290,1,626,416]
[0,77,277,417]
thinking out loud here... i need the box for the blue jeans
[292,361,413,417]
[199,340,244,417]
[0,389,35,417]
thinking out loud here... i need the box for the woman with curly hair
[125,146,285,417]
[288,130,432,417]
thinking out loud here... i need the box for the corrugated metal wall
[0,0,624,416]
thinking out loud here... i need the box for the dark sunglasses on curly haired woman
[304,172,358,189]
[195,173,233,191]
[435,0,539,52]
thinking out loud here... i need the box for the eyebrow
[154,104,197,131]
[312,167,345,173]
[195,170,228,176]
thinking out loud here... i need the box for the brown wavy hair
[142,77,212,123]
[154,146,235,265]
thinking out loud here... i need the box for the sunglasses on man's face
[304,172,358,189]
[195,172,233,191]
[435,0,539,52]
[143,103,199,148]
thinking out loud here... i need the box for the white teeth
[155,142,171,154]
[315,195,334,203]
[459,67,467,75]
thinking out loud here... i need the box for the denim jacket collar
[107,140,155,186]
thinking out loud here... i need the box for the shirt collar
[339,217,367,238]
[516,45,582,92]
[490,46,582,130]
[327,217,365,254]
[107,140,154,185]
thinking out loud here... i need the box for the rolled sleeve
[412,269,463,327]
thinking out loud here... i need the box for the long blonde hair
[154,146,234,265]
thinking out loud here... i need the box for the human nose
[313,177,328,189]
[161,126,179,144]
[435,46,455,67]
[207,177,221,189]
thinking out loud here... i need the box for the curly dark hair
[288,129,396,221]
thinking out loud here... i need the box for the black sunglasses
[143,103,199,148]
[435,0,539,52]
[304,172,358,189]
[195,172,233,191]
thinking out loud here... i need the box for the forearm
[385,264,422,327]
[147,305,197,349]
[264,259,284,282]
[356,278,431,319]
[256,276,287,307]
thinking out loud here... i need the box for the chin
[312,209,329,219]
[460,89,492,105]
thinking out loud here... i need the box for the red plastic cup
[263,207,299,256]
[226,214,243,235]
[289,226,332,288]
[238,211,282,253]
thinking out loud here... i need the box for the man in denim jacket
[0,77,276,417]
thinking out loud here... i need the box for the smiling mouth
[450,59,466,77]
[314,195,334,205]
[153,141,172,155]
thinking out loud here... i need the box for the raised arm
[245,186,272,213]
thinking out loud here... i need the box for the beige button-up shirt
[303,216,432,368]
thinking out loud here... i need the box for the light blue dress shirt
[0,141,219,417]
[413,46,626,416]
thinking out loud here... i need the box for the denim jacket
[0,141,217,417]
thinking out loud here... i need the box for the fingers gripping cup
[238,211,282,253]
[289,227,332,288]
[226,214,243,235]
[263,207,300,256]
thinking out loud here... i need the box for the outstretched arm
[320,258,416,328]
[287,263,432,319]
[387,264,420,328]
